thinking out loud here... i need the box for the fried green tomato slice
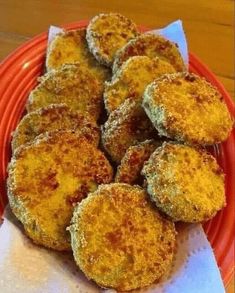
[142,142,226,222]
[142,72,233,145]
[7,130,113,251]
[69,183,176,291]
[27,63,103,120]
[46,28,110,84]
[86,13,139,66]
[115,139,162,185]
[102,98,158,163]
[113,33,185,73]
[12,104,100,152]
[104,56,176,113]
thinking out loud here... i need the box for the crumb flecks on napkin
[0,207,225,293]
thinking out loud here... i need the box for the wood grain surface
[0,0,234,292]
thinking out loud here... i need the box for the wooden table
[0,0,234,292]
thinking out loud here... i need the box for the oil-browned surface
[86,13,139,66]
[104,56,176,113]
[27,63,103,120]
[69,183,176,291]
[113,33,185,73]
[143,72,233,145]
[142,142,226,222]
[115,139,162,185]
[102,98,158,163]
[0,2,234,290]
[12,103,100,152]
[7,130,113,251]
[46,28,110,84]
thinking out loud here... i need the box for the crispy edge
[8,130,113,250]
[115,139,162,184]
[142,72,233,144]
[113,33,186,74]
[69,183,176,291]
[102,98,157,163]
[11,103,100,152]
[86,13,139,67]
[142,142,226,222]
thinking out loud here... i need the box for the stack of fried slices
[7,13,233,291]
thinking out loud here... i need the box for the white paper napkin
[0,21,225,293]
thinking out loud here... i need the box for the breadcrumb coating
[113,33,185,73]
[27,63,103,120]
[102,98,158,163]
[69,183,176,291]
[46,28,110,84]
[86,13,139,66]
[142,142,226,222]
[104,56,176,113]
[143,72,233,145]
[7,130,113,251]
[115,139,162,185]
[12,103,100,152]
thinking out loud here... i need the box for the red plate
[0,20,234,287]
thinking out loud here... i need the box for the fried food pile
[7,12,233,291]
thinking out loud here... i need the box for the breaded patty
[12,104,100,152]
[102,98,158,163]
[86,13,139,66]
[104,56,176,113]
[113,33,185,73]
[7,131,113,251]
[27,63,103,120]
[46,29,110,84]
[142,142,226,222]
[115,139,162,185]
[142,72,233,145]
[69,183,176,291]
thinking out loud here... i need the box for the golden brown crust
[113,33,186,73]
[142,142,226,222]
[115,139,162,185]
[27,63,103,120]
[104,56,176,113]
[69,183,176,291]
[142,72,233,145]
[11,104,100,152]
[7,130,113,251]
[46,28,110,84]
[86,13,139,66]
[101,99,158,163]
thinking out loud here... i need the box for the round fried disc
[27,63,103,121]
[104,56,176,113]
[113,33,186,73]
[46,29,110,84]
[8,130,113,251]
[12,104,100,152]
[142,142,226,222]
[69,183,176,291]
[102,98,158,163]
[142,72,233,145]
[86,13,139,66]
